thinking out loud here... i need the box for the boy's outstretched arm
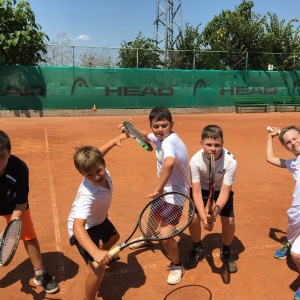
[266,132,286,168]
[99,133,128,157]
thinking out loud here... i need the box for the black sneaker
[220,251,238,273]
[185,247,204,268]
[33,270,59,294]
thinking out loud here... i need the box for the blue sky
[28,0,300,47]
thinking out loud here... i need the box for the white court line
[104,243,277,276]
[45,128,67,297]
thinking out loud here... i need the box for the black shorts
[190,187,234,218]
[69,217,118,264]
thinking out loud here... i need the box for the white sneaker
[167,264,185,285]
[129,236,153,250]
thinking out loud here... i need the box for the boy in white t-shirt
[267,125,300,300]
[186,125,238,273]
[68,133,128,300]
[127,106,190,285]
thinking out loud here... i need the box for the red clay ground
[0,111,298,300]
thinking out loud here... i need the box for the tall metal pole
[155,0,182,65]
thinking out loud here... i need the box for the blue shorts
[69,217,118,264]
[190,188,234,217]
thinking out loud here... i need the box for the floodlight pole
[155,0,182,65]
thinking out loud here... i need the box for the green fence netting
[0,66,299,110]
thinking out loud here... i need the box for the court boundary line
[44,128,67,297]
[103,243,277,276]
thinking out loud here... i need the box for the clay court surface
[0,111,299,300]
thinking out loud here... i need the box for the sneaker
[33,271,59,294]
[167,264,185,285]
[129,236,153,250]
[295,287,300,300]
[185,246,204,268]
[220,251,238,273]
[274,242,291,259]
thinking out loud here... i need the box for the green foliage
[0,0,49,65]
[168,23,203,69]
[118,32,163,68]
[263,13,300,70]
[201,0,267,70]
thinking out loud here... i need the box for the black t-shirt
[0,155,29,215]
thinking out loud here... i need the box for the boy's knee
[221,216,235,226]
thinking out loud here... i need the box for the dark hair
[73,146,105,173]
[0,130,11,151]
[201,125,223,140]
[149,106,172,123]
[279,125,300,145]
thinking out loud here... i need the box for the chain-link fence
[40,44,300,71]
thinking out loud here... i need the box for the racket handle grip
[92,246,121,268]
[266,126,281,134]
[108,245,121,257]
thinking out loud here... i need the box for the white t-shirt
[67,170,113,237]
[285,155,300,207]
[190,148,237,190]
[147,132,189,195]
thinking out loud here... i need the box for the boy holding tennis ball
[128,106,190,285]
[0,130,59,294]
[68,133,128,300]
[266,125,300,300]
[186,125,238,273]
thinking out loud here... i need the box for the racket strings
[126,123,147,144]
[0,221,21,263]
[139,194,194,239]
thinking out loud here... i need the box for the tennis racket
[206,154,215,215]
[0,218,22,267]
[93,191,195,266]
[164,284,212,300]
[123,120,153,151]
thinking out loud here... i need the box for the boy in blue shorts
[267,125,300,300]
[68,133,128,300]
[0,130,59,294]
[186,125,238,273]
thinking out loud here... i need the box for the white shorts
[287,206,300,254]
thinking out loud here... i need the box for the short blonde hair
[73,146,105,173]
[279,126,300,145]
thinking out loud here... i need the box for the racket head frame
[0,217,22,267]
[96,192,195,265]
[123,120,153,152]
[137,191,195,241]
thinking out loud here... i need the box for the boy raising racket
[186,125,238,273]
[266,126,300,300]
[128,106,190,285]
[68,133,128,300]
[0,130,59,293]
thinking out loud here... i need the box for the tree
[263,13,300,70]
[118,32,163,68]
[0,0,49,65]
[168,23,203,69]
[79,48,112,68]
[201,0,266,70]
